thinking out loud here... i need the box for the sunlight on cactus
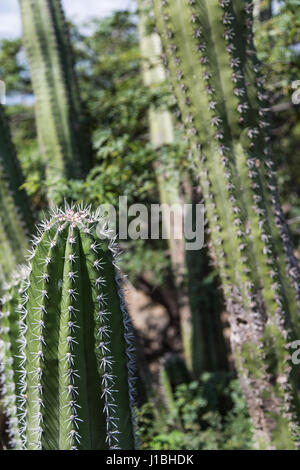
[1,206,137,450]
[153,0,300,448]
[19,0,92,204]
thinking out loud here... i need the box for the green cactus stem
[159,353,190,413]
[153,0,300,448]
[16,205,137,450]
[0,104,34,286]
[0,268,29,449]
[138,0,228,376]
[138,0,193,372]
[19,0,92,204]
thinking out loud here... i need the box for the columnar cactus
[153,0,300,448]
[138,0,194,372]
[13,206,137,450]
[0,268,29,449]
[19,0,92,204]
[0,104,34,287]
[138,0,228,376]
[159,354,190,413]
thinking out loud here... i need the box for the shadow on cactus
[0,205,138,450]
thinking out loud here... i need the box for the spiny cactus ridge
[0,267,30,449]
[153,0,300,448]
[5,206,137,450]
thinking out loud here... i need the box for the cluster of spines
[154,0,300,447]
[243,0,300,322]
[15,205,137,450]
[89,233,120,450]
[241,0,300,438]
[0,268,29,449]
[0,300,19,448]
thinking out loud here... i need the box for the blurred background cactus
[153,0,300,448]
[19,0,93,205]
[2,206,137,450]
[0,0,299,450]
[0,104,34,289]
[138,0,229,379]
[0,267,29,450]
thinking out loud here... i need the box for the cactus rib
[15,205,137,450]
[153,0,300,448]
[0,268,30,449]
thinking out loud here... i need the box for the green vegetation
[153,0,300,448]
[0,0,299,450]
[137,373,254,450]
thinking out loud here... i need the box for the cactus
[19,0,92,204]
[138,0,228,377]
[138,0,193,372]
[0,268,29,449]
[5,206,137,450]
[159,354,190,413]
[153,0,300,448]
[0,104,34,287]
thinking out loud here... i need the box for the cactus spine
[0,269,29,449]
[154,0,300,448]
[19,0,92,204]
[10,206,137,450]
[138,0,193,372]
[138,0,228,376]
[0,104,34,286]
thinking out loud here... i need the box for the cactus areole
[13,206,137,450]
[0,268,30,449]
[153,0,300,449]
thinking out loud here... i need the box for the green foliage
[0,38,32,95]
[254,0,300,247]
[137,373,254,450]
[0,268,29,449]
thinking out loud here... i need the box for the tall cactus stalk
[0,104,34,287]
[139,0,228,376]
[138,0,193,372]
[153,0,300,448]
[11,206,137,450]
[19,0,92,204]
[0,268,29,449]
